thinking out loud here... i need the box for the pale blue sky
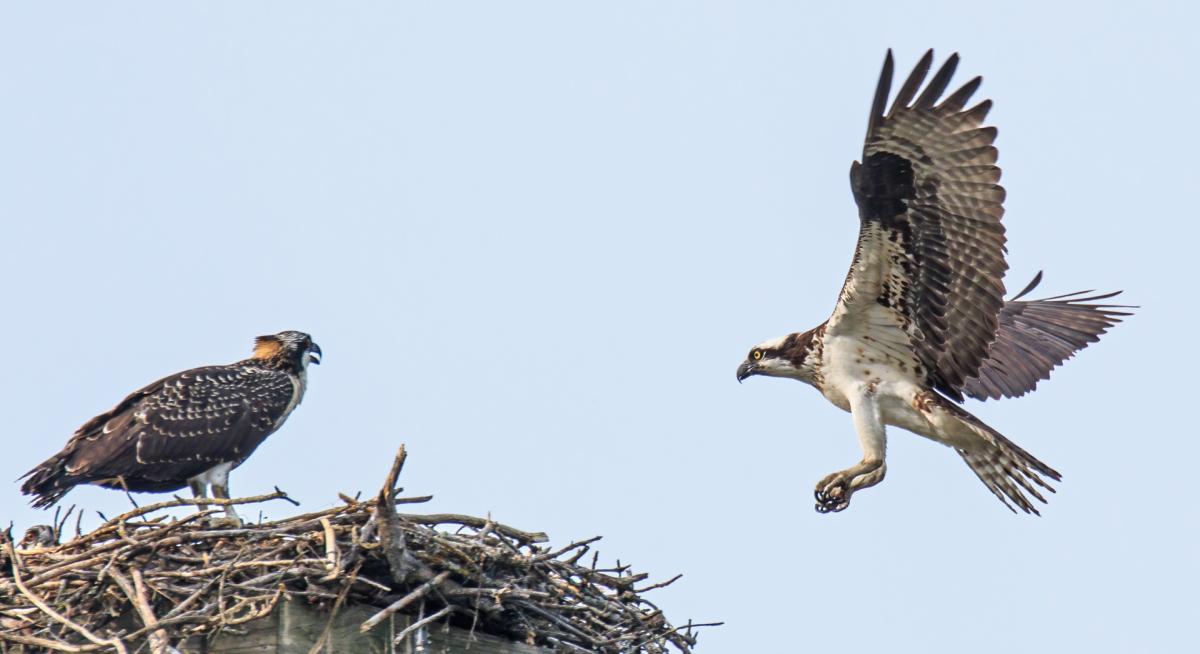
[1,2,1196,652]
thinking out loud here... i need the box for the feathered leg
[210,483,241,525]
[210,465,242,526]
[188,478,208,513]
[815,386,887,513]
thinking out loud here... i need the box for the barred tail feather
[955,444,1060,516]
[956,424,1061,515]
[934,394,1061,514]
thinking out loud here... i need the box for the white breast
[276,369,307,429]
[821,334,909,401]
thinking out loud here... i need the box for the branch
[360,570,450,633]
[108,567,169,654]
[398,514,548,544]
[0,631,103,652]
[392,605,455,645]
[376,445,411,583]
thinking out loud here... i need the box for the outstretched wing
[828,50,1007,402]
[962,272,1133,401]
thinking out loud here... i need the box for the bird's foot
[814,472,851,514]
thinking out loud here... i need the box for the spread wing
[21,363,296,505]
[827,50,1007,402]
[962,272,1133,401]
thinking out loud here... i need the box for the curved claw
[814,480,850,514]
[814,498,849,513]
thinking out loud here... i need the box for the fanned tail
[937,395,1061,514]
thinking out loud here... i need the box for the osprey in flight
[736,51,1130,514]
[21,331,321,523]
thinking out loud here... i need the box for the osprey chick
[21,331,321,523]
[737,51,1131,514]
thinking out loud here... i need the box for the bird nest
[0,447,714,653]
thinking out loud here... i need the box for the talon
[814,476,852,514]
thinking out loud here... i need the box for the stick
[107,489,293,525]
[398,513,548,544]
[382,445,408,504]
[0,631,100,652]
[360,570,450,633]
[318,517,339,580]
[376,445,411,583]
[633,573,683,593]
[392,605,454,645]
[534,536,603,562]
[109,567,169,654]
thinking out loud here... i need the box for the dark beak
[308,343,322,365]
[736,361,756,383]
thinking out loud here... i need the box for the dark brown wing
[828,50,1007,402]
[130,365,294,471]
[21,363,296,507]
[20,375,171,506]
[962,272,1133,401]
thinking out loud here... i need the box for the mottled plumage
[21,331,321,522]
[737,51,1131,514]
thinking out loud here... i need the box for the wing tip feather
[890,49,935,114]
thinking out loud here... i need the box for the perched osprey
[736,51,1130,514]
[21,331,321,523]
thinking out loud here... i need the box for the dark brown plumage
[20,331,320,519]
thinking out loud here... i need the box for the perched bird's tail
[19,453,79,509]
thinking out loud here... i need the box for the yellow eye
[752,349,763,361]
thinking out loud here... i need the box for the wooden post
[176,599,549,654]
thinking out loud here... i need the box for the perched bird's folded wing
[962,272,1133,401]
[132,367,296,475]
[829,50,1007,401]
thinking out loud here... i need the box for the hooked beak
[736,360,757,383]
[308,343,322,365]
